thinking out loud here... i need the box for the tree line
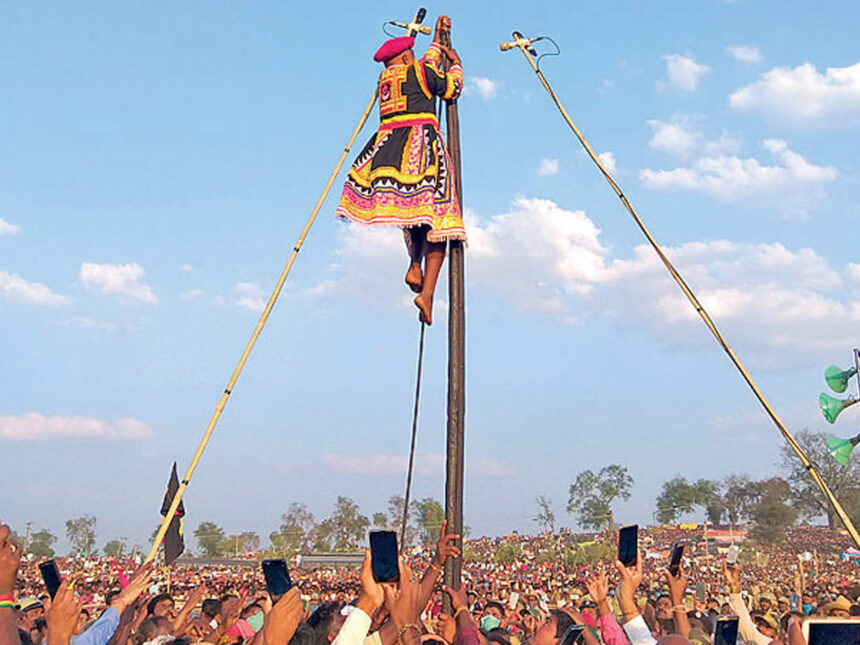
[16,429,860,557]
[552,429,860,545]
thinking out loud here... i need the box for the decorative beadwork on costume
[336,43,467,244]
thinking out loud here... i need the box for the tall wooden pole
[441,28,466,608]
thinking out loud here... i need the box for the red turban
[373,36,415,63]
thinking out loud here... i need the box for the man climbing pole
[336,14,467,326]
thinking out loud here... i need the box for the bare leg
[404,227,426,293]
[414,240,445,325]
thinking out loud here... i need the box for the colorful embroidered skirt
[335,116,467,243]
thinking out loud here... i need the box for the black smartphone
[39,560,62,599]
[369,530,400,583]
[714,616,739,645]
[560,625,585,645]
[669,542,684,577]
[695,581,706,603]
[618,524,638,567]
[806,619,860,645]
[261,559,292,601]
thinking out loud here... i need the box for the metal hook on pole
[500,30,860,550]
[386,7,431,37]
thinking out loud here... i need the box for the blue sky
[3,0,860,553]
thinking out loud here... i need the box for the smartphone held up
[39,560,62,599]
[261,559,293,603]
[618,524,638,567]
[370,530,400,583]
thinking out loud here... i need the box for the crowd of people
[3,518,860,645]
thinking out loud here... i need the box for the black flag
[159,462,185,565]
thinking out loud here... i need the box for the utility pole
[441,27,466,610]
[24,522,32,554]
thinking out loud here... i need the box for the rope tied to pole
[400,322,427,549]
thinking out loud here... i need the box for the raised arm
[0,521,22,645]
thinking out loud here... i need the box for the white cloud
[640,139,837,218]
[61,316,121,332]
[0,271,70,307]
[658,54,710,92]
[647,114,741,160]
[234,282,266,312]
[729,60,860,127]
[465,76,499,101]
[320,452,515,478]
[80,262,157,304]
[465,198,859,360]
[305,197,860,364]
[179,263,193,272]
[0,218,20,235]
[597,152,617,173]
[536,158,560,176]
[180,288,206,301]
[726,45,762,64]
[0,413,153,440]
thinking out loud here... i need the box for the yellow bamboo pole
[502,35,860,550]
[146,90,378,563]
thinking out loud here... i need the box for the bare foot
[405,263,423,293]
[414,294,433,326]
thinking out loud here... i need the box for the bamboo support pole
[147,91,378,562]
[504,37,860,550]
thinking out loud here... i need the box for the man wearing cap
[336,14,466,326]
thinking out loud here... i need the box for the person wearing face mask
[480,602,505,632]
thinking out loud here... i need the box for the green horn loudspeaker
[825,365,859,394]
[819,392,860,424]
[827,435,860,466]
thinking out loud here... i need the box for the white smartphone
[508,591,520,609]
[726,544,740,567]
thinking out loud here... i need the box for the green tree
[372,513,388,528]
[722,474,758,525]
[748,478,798,544]
[567,465,633,532]
[412,498,444,544]
[654,477,721,524]
[779,429,860,528]
[103,539,125,558]
[28,529,57,558]
[269,504,315,556]
[495,542,521,564]
[534,495,557,533]
[65,516,97,555]
[387,496,417,545]
[321,496,369,550]
[220,532,260,556]
[194,522,226,557]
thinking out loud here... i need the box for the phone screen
[261,559,292,600]
[714,616,739,645]
[669,543,684,576]
[807,621,860,645]
[370,530,400,583]
[727,544,739,566]
[618,525,638,567]
[560,625,585,645]
[39,560,62,599]
[696,581,706,603]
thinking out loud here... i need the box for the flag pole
[501,32,860,550]
[146,90,378,562]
